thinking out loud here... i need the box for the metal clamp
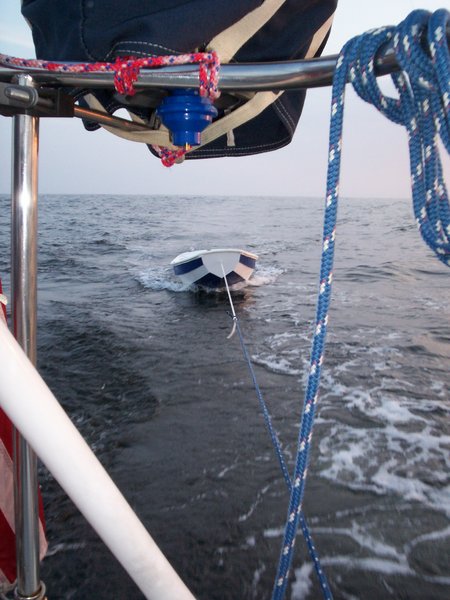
[0,82,74,117]
[14,581,47,600]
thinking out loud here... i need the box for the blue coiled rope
[228,9,448,600]
[236,8,450,600]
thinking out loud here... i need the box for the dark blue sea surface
[0,194,449,600]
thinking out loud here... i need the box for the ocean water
[0,193,449,600]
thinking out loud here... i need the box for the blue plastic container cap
[157,89,218,147]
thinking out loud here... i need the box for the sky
[0,0,448,198]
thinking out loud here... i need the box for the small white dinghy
[171,248,258,290]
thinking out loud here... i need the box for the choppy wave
[136,264,284,293]
[136,265,190,292]
[251,320,450,517]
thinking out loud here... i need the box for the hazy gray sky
[0,0,448,197]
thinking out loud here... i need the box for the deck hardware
[156,89,218,147]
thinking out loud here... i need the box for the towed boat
[171,248,258,289]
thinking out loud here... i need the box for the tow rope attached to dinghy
[221,270,333,599]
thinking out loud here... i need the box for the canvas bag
[21,0,337,159]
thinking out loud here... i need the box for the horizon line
[0,191,411,201]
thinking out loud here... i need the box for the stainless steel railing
[0,49,404,91]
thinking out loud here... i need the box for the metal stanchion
[11,73,45,600]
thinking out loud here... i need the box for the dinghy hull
[171,249,258,290]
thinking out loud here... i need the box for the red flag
[0,279,47,591]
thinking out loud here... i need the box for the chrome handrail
[0,36,435,92]
[10,74,43,600]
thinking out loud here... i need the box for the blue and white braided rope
[233,317,333,598]
[271,9,449,600]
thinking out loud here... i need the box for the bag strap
[192,12,335,151]
[208,0,288,63]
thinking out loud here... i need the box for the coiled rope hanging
[271,9,449,600]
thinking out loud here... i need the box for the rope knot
[113,57,141,96]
